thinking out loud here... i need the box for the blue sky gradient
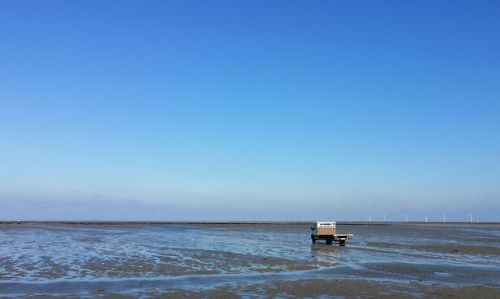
[1,0,499,221]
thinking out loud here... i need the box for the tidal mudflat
[0,222,499,298]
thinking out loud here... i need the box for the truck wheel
[340,240,346,246]
[326,240,332,245]
[311,234,316,244]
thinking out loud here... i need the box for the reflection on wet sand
[310,244,343,265]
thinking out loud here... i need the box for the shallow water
[0,223,499,296]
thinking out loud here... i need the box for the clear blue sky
[1,0,499,221]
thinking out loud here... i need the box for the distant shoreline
[1,221,499,226]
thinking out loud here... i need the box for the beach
[0,222,499,297]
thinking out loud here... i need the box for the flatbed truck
[311,221,353,246]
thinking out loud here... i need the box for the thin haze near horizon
[1,1,499,221]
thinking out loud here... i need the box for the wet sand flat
[0,222,499,297]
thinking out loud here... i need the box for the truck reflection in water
[310,243,348,265]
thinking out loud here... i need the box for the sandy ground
[1,222,499,298]
[15,279,500,298]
